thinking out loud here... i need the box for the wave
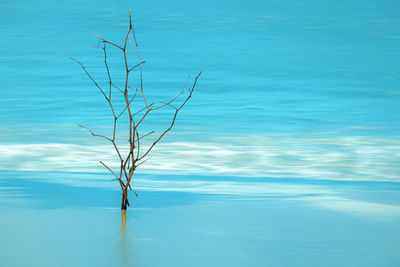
[0,135,399,181]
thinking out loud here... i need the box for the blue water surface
[1,0,400,181]
[1,1,400,266]
[1,0,400,180]
[1,0,400,137]
[1,171,400,267]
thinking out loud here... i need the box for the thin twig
[116,89,138,119]
[100,161,126,191]
[71,57,107,99]
[132,102,154,117]
[102,43,113,100]
[78,124,111,141]
[111,83,124,93]
[139,131,155,140]
[128,36,149,108]
[135,157,150,167]
[128,60,146,72]
[93,32,124,50]
[129,10,138,47]
[138,71,202,160]
[100,161,119,180]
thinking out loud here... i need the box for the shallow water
[1,172,400,267]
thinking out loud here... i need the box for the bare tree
[72,11,201,210]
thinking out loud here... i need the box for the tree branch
[128,60,146,72]
[102,43,113,100]
[139,131,155,140]
[135,157,150,168]
[111,83,124,93]
[116,89,138,119]
[138,71,202,160]
[78,124,111,142]
[93,32,124,50]
[100,161,126,190]
[71,57,107,99]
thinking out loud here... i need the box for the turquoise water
[1,172,400,267]
[1,0,399,180]
[1,0,400,266]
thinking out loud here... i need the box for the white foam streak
[0,135,399,181]
[298,195,400,220]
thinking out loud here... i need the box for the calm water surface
[1,172,400,267]
[0,0,399,180]
[1,0,400,266]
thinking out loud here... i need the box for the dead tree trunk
[121,190,129,210]
[72,11,201,210]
